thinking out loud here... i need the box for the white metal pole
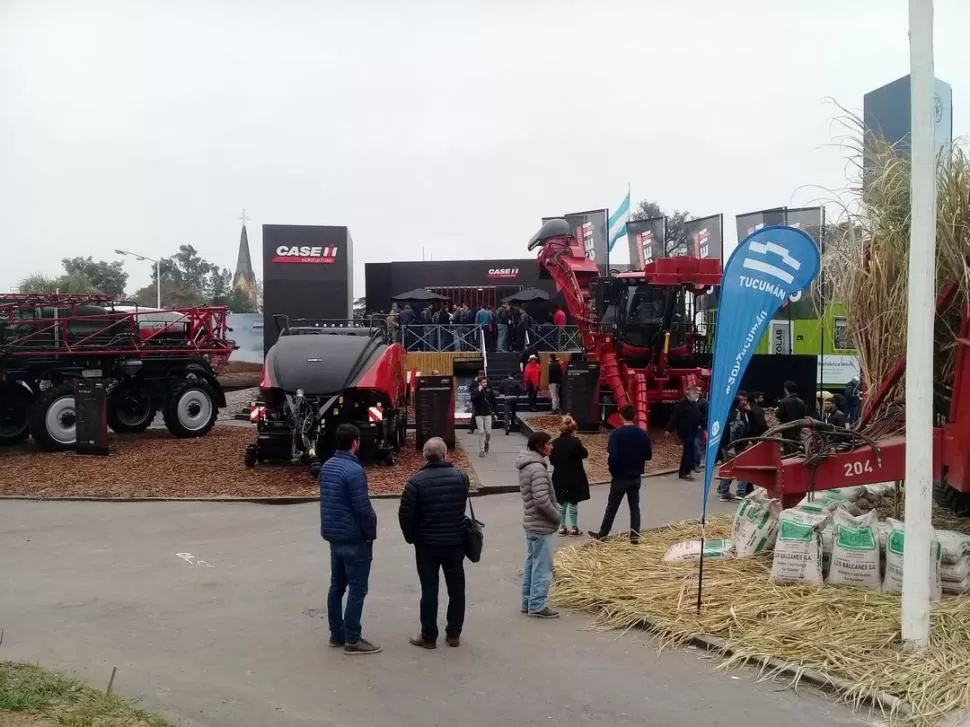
[155,259,161,309]
[901,0,937,651]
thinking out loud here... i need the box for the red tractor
[529,218,722,428]
[0,293,235,450]
[718,279,970,515]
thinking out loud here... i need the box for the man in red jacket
[523,355,542,411]
[551,307,567,349]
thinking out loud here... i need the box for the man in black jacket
[667,386,703,480]
[776,380,807,452]
[547,354,563,413]
[498,372,523,434]
[398,437,470,649]
[820,395,848,429]
[469,377,494,456]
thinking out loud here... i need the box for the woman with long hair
[549,415,590,536]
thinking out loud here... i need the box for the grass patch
[0,662,174,726]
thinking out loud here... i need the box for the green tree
[61,257,128,296]
[226,287,257,313]
[631,200,692,256]
[131,245,236,308]
[18,272,99,294]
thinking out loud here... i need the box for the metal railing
[398,324,582,353]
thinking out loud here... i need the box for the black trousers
[526,384,538,410]
[503,397,518,431]
[596,477,641,536]
[415,544,465,641]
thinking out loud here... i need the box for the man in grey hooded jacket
[516,431,560,618]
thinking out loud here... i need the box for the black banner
[74,378,109,455]
[563,360,601,432]
[415,376,456,450]
[543,209,609,276]
[683,214,724,260]
[262,224,353,353]
[784,206,824,249]
[626,217,666,270]
[735,207,786,244]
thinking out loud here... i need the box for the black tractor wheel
[163,380,217,438]
[933,479,970,518]
[0,383,32,446]
[107,383,155,434]
[28,386,77,451]
[244,444,258,468]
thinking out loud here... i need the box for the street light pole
[901,0,937,652]
[115,249,162,309]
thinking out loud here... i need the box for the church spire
[233,209,256,289]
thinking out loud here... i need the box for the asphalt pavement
[0,466,876,727]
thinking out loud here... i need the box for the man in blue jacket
[320,423,381,655]
[588,405,652,545]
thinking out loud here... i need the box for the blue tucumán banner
[701,226,821,519]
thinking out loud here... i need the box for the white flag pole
[901,0,937,651]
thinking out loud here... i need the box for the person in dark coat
[844,376,862,423]
[498,372,523,434]
[549,415,590,536]
[547,354,563,413]
[666,386,703,481]
[398,437,470,649]
[469,375,494,456]
[320,423,381,655]
[820,395,848,429]
[776,380,807,452]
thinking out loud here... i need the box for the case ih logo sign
[487,267,519,279]
[272,245,338,264]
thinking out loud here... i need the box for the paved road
[0,474,874,727]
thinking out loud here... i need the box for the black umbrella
[391,288,449,303]
[502,288,550,304]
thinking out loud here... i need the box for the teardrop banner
[696,225,821,610]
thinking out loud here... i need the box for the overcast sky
[1,0,968,298]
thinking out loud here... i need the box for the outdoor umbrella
[391,288,449,303]
[502,288,550,304]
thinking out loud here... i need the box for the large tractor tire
[933,479,970,518]
[107,383,156,434]
[0,383,32,446]
[28,386,77,451]
[163,379,217,438]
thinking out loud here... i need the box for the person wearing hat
[523,355,542,411]
[547,354,563,414]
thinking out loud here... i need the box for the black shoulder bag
[462,474,484,563]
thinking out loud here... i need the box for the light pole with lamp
[115,249,162,309]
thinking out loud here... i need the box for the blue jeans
[498,325,509,352]
[717,478,752,497]
[522,532,554,613]
[328,541,373,644]
[694,432,703,469]
[679,435,699,477]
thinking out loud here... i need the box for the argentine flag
[608,188,631,252]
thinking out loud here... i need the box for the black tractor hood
[263,332,386,397]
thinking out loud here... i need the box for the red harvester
[529,218,722,429]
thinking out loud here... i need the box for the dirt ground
[0,425,476,499]
[526,415,683,481]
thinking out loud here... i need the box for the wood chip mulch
[526,415,683,482]
[0,426,476,499]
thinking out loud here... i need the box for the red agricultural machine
[0,293,235,450]
[529,218,722,428]
[719,282,970,515]
[244,320,408,476]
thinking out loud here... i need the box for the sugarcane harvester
[528,218,722,429]
[719,280,970,515]
[245,323,408,476]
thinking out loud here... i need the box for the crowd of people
[317,373,865,654]
[379,301,570,352]
[318,399,660,651]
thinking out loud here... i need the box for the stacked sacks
[937,530,970,594]
[881,518,943,599]
[732,490,782,558]
[770,508,830,586]
[827,508,883,591]
[662,491,781,564]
